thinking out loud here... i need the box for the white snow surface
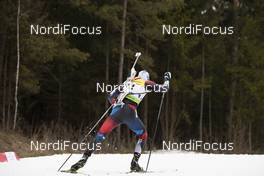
[0,151,263,176]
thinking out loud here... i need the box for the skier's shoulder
[132,77,156,86]
[145,80,156,86]
[132,77,145,86]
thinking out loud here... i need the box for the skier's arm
[145,72,171,93]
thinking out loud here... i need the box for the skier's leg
[130,130,147,172]
[70,116,120,172]
[86,116,120,155]
[134,131,148,154]
[122,105,148,171]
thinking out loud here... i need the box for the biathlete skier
[69,70,171,173]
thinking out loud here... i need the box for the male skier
[69,70,171,173]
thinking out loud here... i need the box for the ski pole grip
[132,52,142,69]
[135,52,141,57]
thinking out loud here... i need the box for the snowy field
[0,151,263,176]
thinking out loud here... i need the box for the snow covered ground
[0,151,263,176]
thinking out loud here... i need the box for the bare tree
[13,0,21,130]
[228,0,240,141]
[0,27,7,129]
[117,0,128,144]
[105,24,110,110]
[199,43,205,141]
[208,88,212,142]
[2,56,7,129]
[7,61,12,129]
[248,121,252,153]
[118,0,127,84]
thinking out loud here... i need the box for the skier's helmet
[138,70,150,80]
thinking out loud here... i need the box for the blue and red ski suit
[91,77,168,155]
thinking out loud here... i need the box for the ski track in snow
[0,151,263,176]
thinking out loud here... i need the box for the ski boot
[130,152,144,172]
[69,152,90,173]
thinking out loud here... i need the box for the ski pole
[132,52,141,69]
[145,92,166,172]
[57,104,114,171]
[117,52,142,103]
[58,52,141,171]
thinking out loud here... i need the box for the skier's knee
[95,132,106,143]
[134,131,147,154]
[138,131,148,141]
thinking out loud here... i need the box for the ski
[61,169,77,174]
[126,170,146,174]
[57,104,114,171]
[60,169,90,175]
[124,169,178,174]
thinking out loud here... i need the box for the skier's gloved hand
[110,98,117,104]
[108,88,120,104]
[130,68,137,78]
[163,81,170,91]
[164,72,171,81]
[162,72,171,92]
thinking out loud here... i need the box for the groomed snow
[0,151,263,176]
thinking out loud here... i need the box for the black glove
[164,72,171,81]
